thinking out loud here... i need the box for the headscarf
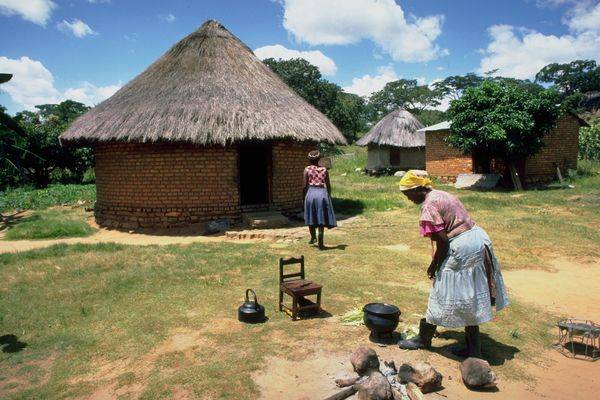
[399,170,433,191]
[308,150,321,161]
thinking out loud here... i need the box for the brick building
[60,20,345,229]
[420,113,587,185]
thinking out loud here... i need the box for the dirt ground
[0,214,359,254]
[255,256,600,400]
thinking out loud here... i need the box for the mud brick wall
[94,142,239,229]
[525,113,580,184]
[425,130,473,181]
[272,141,316,211]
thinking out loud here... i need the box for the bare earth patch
[70,328,214,399]
[503,257,600,318]
[254,346,599,400]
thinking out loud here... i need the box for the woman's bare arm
[428,230,449,279]
[325,170,332,196]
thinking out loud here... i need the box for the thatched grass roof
[60,20,346,146]
[356,108,424,148]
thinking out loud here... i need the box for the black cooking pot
[363,303,400,335]
[238,289,266,324]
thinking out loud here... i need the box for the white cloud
[478,2,600,79]
[280,0,447,62]
[57,19,97,38]
[0,56,60,110]
[342,66,398,97]
[0,0,56,26]
[0,56,120,111]
[64,81,121,106]
[254,44,337,76]
[159,13,176,23]
[566,1,600,34]
[88,0,111,3]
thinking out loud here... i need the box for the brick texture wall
[272,141,316,211]
[425,130,472,181]
[525,113,580,183]
[94,141,314,229]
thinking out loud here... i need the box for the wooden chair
[279,256,322,320]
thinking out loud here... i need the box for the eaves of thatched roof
[60,20,346,146]
[356,108,424,148]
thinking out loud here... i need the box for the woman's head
[399,170,433,204]
[308,150,321,165]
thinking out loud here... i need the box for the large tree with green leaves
[367,79,441,122]
[263,58,367,141]
[11,100,92,187]
[535,60,600,112]
[446,80,561,184]
[431,73,483,100]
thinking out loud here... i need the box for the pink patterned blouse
[419,190,475,238]
[304,165,327,186]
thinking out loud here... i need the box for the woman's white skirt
[426,226,509,328]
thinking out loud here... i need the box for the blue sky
[1,0,599,114]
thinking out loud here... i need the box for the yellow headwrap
[399,170,433,191]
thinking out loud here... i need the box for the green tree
[0,106,30,190]
[367,79,441,122]
[12,100,92,187]
[536,60,600,112]
[263,58,367,141]
[431,73,483,100]
[446,80,561,185]
[535,60,600,95]
[579,123,600,160]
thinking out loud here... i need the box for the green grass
[3,209,96,240]
[0,184,96,213]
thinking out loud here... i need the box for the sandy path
[503,257,600,319]
[0,228,225,253]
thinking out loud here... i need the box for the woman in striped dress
[303,150,337,250]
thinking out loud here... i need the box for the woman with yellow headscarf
[397,171,509,359]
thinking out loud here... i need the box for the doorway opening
[238,143,272,206]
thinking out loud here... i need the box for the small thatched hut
[60,20,345,229]
[356,108,425,172]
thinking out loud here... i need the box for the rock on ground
[397,362,442,394]
[350,347,380,376]
[460,357,497,389]
[357,371,394,400]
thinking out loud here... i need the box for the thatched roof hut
[61,20,345,146]
[60,20,345,230]
[356,108,425,171]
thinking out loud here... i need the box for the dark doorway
[389,148,401,166]
[238,143,272,206]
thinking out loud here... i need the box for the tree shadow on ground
[0,211,37,232]
[0,334,28,353]
[332,198,365,217]
[431,330,520,366]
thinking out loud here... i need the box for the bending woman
[397,171,509,358]
[303,150,337,250]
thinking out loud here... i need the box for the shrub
[579,124,600,160]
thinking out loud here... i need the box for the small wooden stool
[279,256,322,320]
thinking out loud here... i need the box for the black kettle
[238,289,266,323]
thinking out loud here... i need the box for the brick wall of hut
[425,114,581,184]
[524,113,580,184]
[425,130,473,182]
[94,141,314,229]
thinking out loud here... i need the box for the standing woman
[397,171,509,358]
[303,150,337,249]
